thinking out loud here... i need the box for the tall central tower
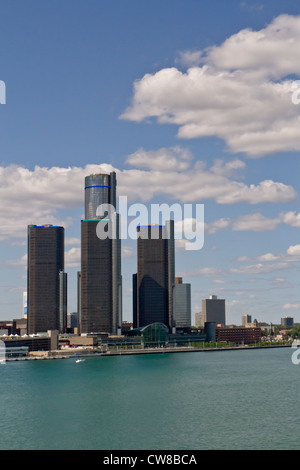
[80,172,122,334]
[84,172,116,220]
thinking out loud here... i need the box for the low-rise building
[216,327,261,344]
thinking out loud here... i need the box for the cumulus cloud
[280,211,300,228]
[121,245,135,258]
[120,148,296,204]
[126,146,192,171]
[176,50,203,67]
[287,244,300,257]
[283,303,300,310]
[66,237,81,246]
[232,213,281,232]
[230,262,290,275]
[234,244,300,274]
[0,163,114,240]
[204,14,300,79]
[120,14,300,157]
[181,267,225,278]
[205,218,231,234]
[230,211,300,232]
[0,147,296,240]
[65,247,81,268]
[255,253,281,262]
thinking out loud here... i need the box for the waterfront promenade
[5,342,292,361]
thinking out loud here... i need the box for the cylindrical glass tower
[81,171,122,335]
[84,172,116,220]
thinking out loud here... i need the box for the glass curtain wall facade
[173,277,191,329]
[80,172,122,334]
[133,221,175,330]
[84,172,116,220]
[27,225,65,334]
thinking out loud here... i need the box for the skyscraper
[281,316,294,327]
[173,277,191,329]
[242,314,252,327]
[27,224,66,334]
[133,221,175,329]
[80,172,122,334]
[201,295,226,326]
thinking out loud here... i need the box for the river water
[0,347,298,450]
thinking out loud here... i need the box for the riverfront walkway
[5,343,292,361]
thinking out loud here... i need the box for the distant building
[242,314,252,327]
[0,321,13,336]
[173,277,191,329]
[201,295,226,327]
[281,316,294,327]
[59,271,68,334]
[77,272,82,335]
[133,221,175,329]
[3,330,59,353]
[67,312,78,330]
[13,318,27,336]
[122,321,133,334]
[22,292,27,318]
[27,224,66,335]
[195,311,205,328]
[217,327,261,344]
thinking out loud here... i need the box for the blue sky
[0,0,300,325]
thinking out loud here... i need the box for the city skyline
[0,1,300,325]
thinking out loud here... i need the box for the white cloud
[280,211,300,228]
[230,262,290,275]
[0,163,114,240]
[176,50,203,67]
[6,254,27,268]
[204,14,300,79]
[256,253,281,262]
[211,159,246,178]
[65,247,81,268]
[205,218,231,234]
[0,149,296,240]
[181,267,224,277]
[66,237,81,246]
[122,246,134,258]
[119,149,296,204]
[126,146,192,171]
[120,14,300,157]
[233,244,300,277]
[287,244,300,257]
[283,303,300,310]
[232,213,281,232]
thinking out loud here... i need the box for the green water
[0,347,299,450]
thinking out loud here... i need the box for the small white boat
[75,358,85,363]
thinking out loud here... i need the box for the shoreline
[5,343,292,362]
